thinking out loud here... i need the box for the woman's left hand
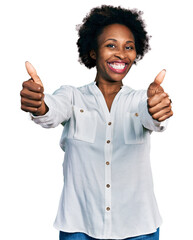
[147,70,173,122]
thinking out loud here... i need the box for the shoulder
[51,82,93,99]
[59,82,92,92]
[122,85,147,99]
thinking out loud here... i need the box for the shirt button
[106,140,111,144]
[108,122,112,125]
[135,113,139,117]
[106,161,110,165]
[80,109,84,113]
[106,184,110,188]
[106,207,110,211]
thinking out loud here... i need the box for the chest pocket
[73,105,97,143]
[124,112,145,144]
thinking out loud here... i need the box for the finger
[158,110,173,122]
[21,97,42,108]
[25,61,43,87]
[152,106,172,120]
[147,82,164,98]
[148,97,171,115]
[25,61,38,80]
[22,80,44,93]
[20,88,44,100]
[21,105,39,113]
[148,92,168,108]
[154,69,166,85]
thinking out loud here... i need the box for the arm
[138,91,168,132]
[30,86,73,128]
[138,70,173,132]
[20,61,73,128]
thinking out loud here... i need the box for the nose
[114,47,127,59]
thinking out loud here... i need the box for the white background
[0,0,192,239]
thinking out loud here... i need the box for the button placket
[104,117,112,236]
[91,82,124,237]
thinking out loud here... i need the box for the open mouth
[107,62,128,73]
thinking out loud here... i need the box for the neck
[94,76,123,96]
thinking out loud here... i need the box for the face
[90,24,137,84]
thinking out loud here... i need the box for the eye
[106,44,116,48]
[126,46,134,50]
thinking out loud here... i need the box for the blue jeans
[59,228,159,240]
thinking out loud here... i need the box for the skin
[90,24,136,112]
[20,62,48,116]
[20,23,173,122]
[147,70,173,122]
[90,23,173,120]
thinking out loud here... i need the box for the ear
[90,49,96,60]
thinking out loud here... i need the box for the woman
[20,5,173,240]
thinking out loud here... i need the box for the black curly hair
[76,5,151,69]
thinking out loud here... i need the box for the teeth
[109,63,126,69]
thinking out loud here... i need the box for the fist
[147,69,173,122]
[20,61,48,116]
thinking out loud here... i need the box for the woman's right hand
[20,61,48,116]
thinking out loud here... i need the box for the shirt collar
[91,81,127,93]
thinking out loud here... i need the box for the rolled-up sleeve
[30,85,73,128]
[138,90,168,132]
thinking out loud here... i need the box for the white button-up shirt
[31,81,167,239]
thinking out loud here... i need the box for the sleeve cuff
[29,94,54,127]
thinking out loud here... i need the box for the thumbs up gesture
[20,61,48,116]
[147,70,173,122]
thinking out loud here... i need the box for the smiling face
[90,24,137,84]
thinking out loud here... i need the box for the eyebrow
[104,38,135,43]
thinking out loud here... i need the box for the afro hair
[76,5,151,68]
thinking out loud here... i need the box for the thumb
[147,69,166,98]
[25,61,43,87]
[154,69,166,85]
